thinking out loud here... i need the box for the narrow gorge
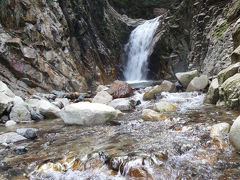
[0,0,240,179]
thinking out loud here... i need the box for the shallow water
[0,92,239,180]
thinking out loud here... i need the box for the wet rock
[175,70,199,88]
[0,81,15,115]
[96,85,109,93]
[92,91,113,105]
[210,123,230,139]
[219,73,240,108]
[14,146,28,155]
[154,150,168,161]
[0,132,26,144]
[141,109,166,121]
[9,102,31,122]
[217,62,240,85]
[109,98,133,111]
[204,78,219,104]
[230,116,240,151]
[37,100,60,119]
[5,120,17,127]
[143,80,176,100]
[16,128,37,140]
[154,101,177,112]
[186,75,209,92]
[60,102,118,126]
[126,167,153,179]
[107,80,133,99]
[1,115,9,123]
[30,110,44,121]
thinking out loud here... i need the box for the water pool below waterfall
[0,90,239,179]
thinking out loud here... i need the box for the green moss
[213,22,230,39]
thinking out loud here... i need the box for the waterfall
[123,17,160,82]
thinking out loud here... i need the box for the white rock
[13,96,24,105]
[92,91,113,105]
[5,120,17,127]
[230,116,240,151]
[96,85,109,93]
[175,70,199,88]
[0,81,15,114]
[9,102,31,122]
[109,98,133,111]
[39,100,60,118]
[186,75,209,92]
[210,123,230,139]
[60,102,118,126]
[0,132,26,144]
[154,101,177,112]
[55,98,70,107]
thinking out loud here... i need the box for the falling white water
[124,17,160,81]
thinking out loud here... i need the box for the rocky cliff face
[0,0,135,96]
[147,0,240,80]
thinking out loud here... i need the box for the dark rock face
[147,0,239,80]
[0,0,133,96]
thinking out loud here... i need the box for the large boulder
[175,70,199,88]
[9,102,31,122]
[219,73,240,108]
[60,102,118,126]
[204,78,219,104]
[0,132,26,144]
[92,91,113,105]
[154,101,177,112]
[109,98,133,111]
[107,80,133,99]
[229,116,240,151]
[143,80,176,100]
[186,75,209,92]
[39,100,60,118]
[0,81,15,115]
[141,109,166,121]
[217,62,240,85]
[26,99,60,118]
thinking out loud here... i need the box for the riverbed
[0,91,239,179]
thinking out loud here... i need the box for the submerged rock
[229,116,240,151]
[175,70,199,88]
[30,110,44,121]
[210,123,230,139]
[60,102,118,126]
[92,91,113,105]
[204,78,219,104]
[141,109,166,121]
[14,146,28,155]
[16,128,37,140]
[186,75,209,92]
[107,81,133,99]
[109,98,133,111]
[143,80,176,100]
[0,132,26,144]
[154,101,177,112]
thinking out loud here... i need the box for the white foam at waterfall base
[124,17,160,81]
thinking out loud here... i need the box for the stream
[0,89,239,179]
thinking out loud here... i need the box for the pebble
[5,120,17,127]
[16,128,37,140]
[14,146,28,155]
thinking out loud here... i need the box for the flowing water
[124,17,160,81]
[0,89,240,180]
